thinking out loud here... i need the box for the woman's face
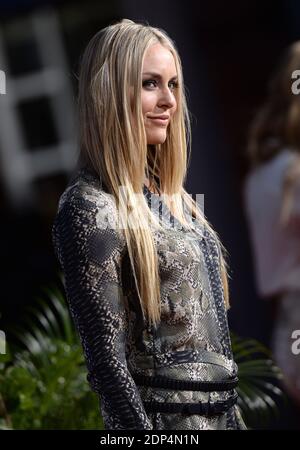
[141,43,178,145]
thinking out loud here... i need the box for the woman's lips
[149,117,169,125]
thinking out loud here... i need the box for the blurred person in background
[244,41,300,411]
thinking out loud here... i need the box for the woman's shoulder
[247,148,296,179]
[54,166,123,237]
[52,167,127,269]
[244,148,296,196]
[56,167,115,213]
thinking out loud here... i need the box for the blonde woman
[244,42,300,410]
[52,18,246,430]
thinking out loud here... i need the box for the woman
[244,41,300,409]
[52,18,246,430]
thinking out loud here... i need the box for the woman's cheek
[142,92,156,111]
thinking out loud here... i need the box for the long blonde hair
[77,18,230,328]
[247,41,300,226]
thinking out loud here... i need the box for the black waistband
[132,373,239,392]
[143,392,238,415]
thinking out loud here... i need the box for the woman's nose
[158,87,176,108]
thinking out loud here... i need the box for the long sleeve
[51,189,153,430]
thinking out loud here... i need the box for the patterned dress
[52,166,247,430]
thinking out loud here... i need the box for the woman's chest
[152,227,224,346]
[154,226,217,298]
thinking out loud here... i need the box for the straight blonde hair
[77,18,230,328]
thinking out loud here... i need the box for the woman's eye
[142,79,178,90]
[169,81,178,90]
[142,80,157,88]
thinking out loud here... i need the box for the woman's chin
[146,133,167,145]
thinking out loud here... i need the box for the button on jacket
[51,166,246,430]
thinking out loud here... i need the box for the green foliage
[231,332,287,429]
[0,276,286,429]
[0,279,104,430]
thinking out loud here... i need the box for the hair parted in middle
[77,18,230,328]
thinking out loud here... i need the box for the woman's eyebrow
[142,72,178,81]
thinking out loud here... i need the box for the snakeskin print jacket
[51,166,247,430]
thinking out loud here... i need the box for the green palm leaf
[231,332,286,428]
[0,275,102,430]
[0,277,287,429]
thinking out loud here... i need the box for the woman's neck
[144,176,160,195]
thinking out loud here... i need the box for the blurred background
[1,0,300,429]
